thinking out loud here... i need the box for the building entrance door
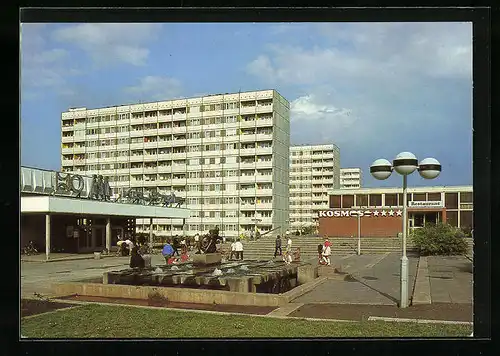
[92,226,105,251]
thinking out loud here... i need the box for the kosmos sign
[318,210,403,218]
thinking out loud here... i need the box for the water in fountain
[154,267,163,274]
[226,268,235,274]
[212,268,223,276]
[239,265,249,271]
[171,265,179,270]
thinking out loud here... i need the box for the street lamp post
[370,153,441,308]
[357,213,361,255]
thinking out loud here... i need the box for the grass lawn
[21,304,472,338]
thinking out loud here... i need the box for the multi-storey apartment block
[60,90,290,239]
[289,144,340,231]
[340,168,362,189]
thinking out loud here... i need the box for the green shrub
[411,223,468,256]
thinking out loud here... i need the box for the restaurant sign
[318,209,403,218]
[408,201,443,208]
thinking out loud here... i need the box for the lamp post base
[400,255,409,308]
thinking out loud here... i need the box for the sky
[20,22,473,188]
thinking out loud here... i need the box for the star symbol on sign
[389,210,395,216]
[373,211,379,216]
[396,210,402,216]
[381,210,387,216]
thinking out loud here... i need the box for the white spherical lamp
[393,152,418,175]
[370,158,393,180]
[418,157,441,179]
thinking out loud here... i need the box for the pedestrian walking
[286,235,292,253]
[274,235,282,257]
[322,238,332,266]
[234,238,244,260]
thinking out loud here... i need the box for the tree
[411,223,468,256]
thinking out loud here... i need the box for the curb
[412,256,432,305]
[45,297,358,323]
[367,316,472,325]
[21,254,119,263]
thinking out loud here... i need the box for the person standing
[274,235,282,257]
[322,238,332,266]
[234,238,244,260]
[172,235,180,256]
[194,233,200,252]
[230,239,237,260]
[161,240,174,264]
[286,235,292,254]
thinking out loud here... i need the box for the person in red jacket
[322,238,332,266]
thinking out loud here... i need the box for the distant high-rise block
[289,144,340,232]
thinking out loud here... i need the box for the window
[428,192,441,201]
[460,211,473,230]
[330,196,341,208]
[342,195,354,208]
[413,193,426,201]
[356,194,368,207]
[210,158,216,164]
[445,193,459,209]
[369,194,382,207]
[385,194,398,207]
[460,192,473,203]
[446,211,458,227]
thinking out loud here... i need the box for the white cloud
[247,22,472,86]
[123,76,182,101]
[52,23,162,66]
[291,95,352,121]
[21,24,80,96]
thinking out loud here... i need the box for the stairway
[219,236,474,261]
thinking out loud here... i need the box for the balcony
[239,175,256,184]
[256,160,272,169]
[256,147,272,155]
[144,142,158,150]
[255,175,273,183]
[99,157,116,163]
[157,165,172,173]
[240,161,256,170]
[171,178,187,186]
[239,134,257,143]
[240,106,257,115]
[130,130,144,138]
[240,120,256,128]
[143,129,158,136]
[171,152,186,160]
[171,139,187,147]
[61,159,73,166]
[129,167,143,174]
[240,148,256,156]
[144,166,158,173]
[240,203,256,210]
[239,189,256,197]
[143,180,159,187]
[255,118,273,127]
[171,164,186,173]
[172,126,187,134]
[61,126,73,132]
[144,116,158,124]
[256,202,273,210]
[256,102,273,112]
[142,154,158,162]
[255,133,273,141]
[61,147,73,155]
[116,143,130,151]
[61,136,74,143]
[158,127,173,135]
[130,143,144,150]
[255,188,273,196]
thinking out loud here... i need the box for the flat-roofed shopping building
[318,185,473,237]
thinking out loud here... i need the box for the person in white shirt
[283,251,292,265]
[194,233,200,252]
[234,239,244,260]
[230,239,237,260]
[124,238,134,255]
[286,237,292,253]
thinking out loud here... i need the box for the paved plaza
[293,252,419,306]
[21,252,473,322]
